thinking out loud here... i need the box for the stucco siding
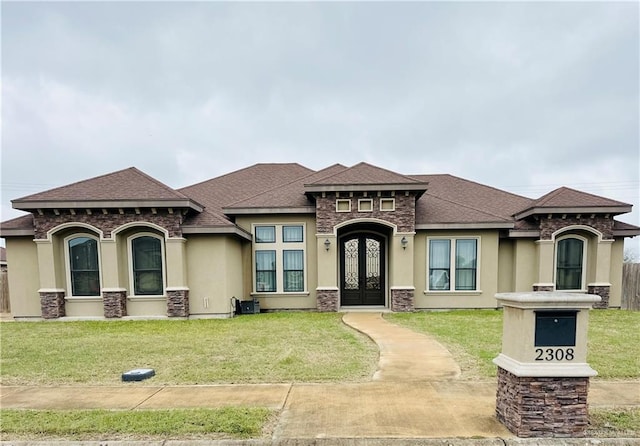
[608,239,624,307]
[498,239,514,293]
[186,235,236,317]
[414,230,501,309]
[6,238,41,318]
[513,239,537,292]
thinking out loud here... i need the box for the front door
[340,233,385,306]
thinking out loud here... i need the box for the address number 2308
[534,348,575,361]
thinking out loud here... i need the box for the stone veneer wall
[495,367,589,438]
[103,290,127,318]
[40,291,66,319]
[167,289,189,317]
[33,209,184,239]
[588,285,610,309]
[538,215,613,240]
[314,193,417,234]
[532,285,554,292]
[390,288,414,312]
[317,289,339,312]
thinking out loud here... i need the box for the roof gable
[304,162,427,194]
[515,187,632,219]
[12,167,202,212]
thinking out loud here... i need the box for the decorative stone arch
[551,225,606,242]
[44,222,105,242]
[112,221,170,239]
[332,217,398,236]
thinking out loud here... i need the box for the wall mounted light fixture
[324,239,331,251]
[401,236,408,250]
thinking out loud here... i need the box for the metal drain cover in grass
[122,368,155,382]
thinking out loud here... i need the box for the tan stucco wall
[235,215,318,310]
[184,235,245,316]
[414,229,501,309]
[513,239,537,291]
[608,239,624,307]
[497,239,514,293]
[5,237,41,318]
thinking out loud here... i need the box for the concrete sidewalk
[1,313,639,443]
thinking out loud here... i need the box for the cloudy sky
[1,1,639,253]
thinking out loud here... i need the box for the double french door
[340,234,385,306]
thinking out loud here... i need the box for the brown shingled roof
[305,162,427,192]
[413,174,533,227]
[12,167,202,211]
[225,164,348,212]
[514,186,632,219]
[0,214,35,237]
[179,163,314,228]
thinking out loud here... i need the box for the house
[1,162,638,320]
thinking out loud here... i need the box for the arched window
[67,236,101,296]
[556,237,585,290]
[131,235,164,296]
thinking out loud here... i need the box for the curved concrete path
[342,312,461,381]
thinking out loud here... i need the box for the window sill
[424,290,483,296]
[127,295,166,301]
[251,292,310,297]
[65,296,102,302]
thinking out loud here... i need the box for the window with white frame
[555,236,586,291]
[129,234,165,296]
[254,224,306,293]
[427,238,478,291]
[66,234,101,297]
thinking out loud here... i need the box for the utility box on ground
[493,291,600,438]
[239,298,260,314]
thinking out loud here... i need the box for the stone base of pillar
[103,290,127,318]
[495,367,589,438]
[167,287,189,317]
[532,285,554,292]
[588,285,610,309]
[39,290,66,319]
[317,288,339,312]
[391,288,414,312]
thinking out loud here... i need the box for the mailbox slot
[534,310,577,347]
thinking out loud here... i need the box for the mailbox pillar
[493,292,600,438]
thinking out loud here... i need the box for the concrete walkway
[1,312,639,442]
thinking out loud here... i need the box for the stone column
[317,287,339,312]
[103,289,127,318]
[39,289,66,319]
[390,287,414,312]
[166,287,189,317]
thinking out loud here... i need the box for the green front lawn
[0,313,378,385]
[387,309,640,380]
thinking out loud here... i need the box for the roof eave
[12,199,204,213]
[304,183,428,194]
[612,229,640,237]
[181,225,252,241]
[415,222,514,230]
[222,206,316,215]
[514,205,632,220]
[0,228,35,237]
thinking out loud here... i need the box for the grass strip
[387,309,640,380]
[588,408,640,438]
[0,408,272,440]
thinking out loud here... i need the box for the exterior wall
[539,215,613,240]
[235,215,318,311]
[513,239,537,292]
[414,230,501,309]
[608,239,624,308]
[185,235,242,317]
[6,237,41,318]
[497,239,514,293]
